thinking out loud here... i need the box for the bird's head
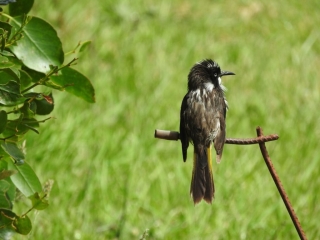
[187,59,235,91]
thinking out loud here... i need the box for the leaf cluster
[0,0,95,237]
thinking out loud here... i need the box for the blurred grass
[11,0,320,239]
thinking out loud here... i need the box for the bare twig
[256,127,306,240]
[154,129,278,144]
[154,129,180,141]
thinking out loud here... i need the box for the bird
[180,59,235,204]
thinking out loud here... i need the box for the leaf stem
[22,194,47,217]
[64,42,81,56]
[21,58,78,94]
[0,12,13,20]
[21,82,40,94]
[0,135,16,141]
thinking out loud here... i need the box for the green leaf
[0,80,25,106]
[9,16,64,73]
[0,170,16,180]
[19,118,40,134]
[9,0,34,17]
[33,93,54,115]
[0,180,13,209]
[13,215,32,235]
[19,69,32,90]
[6,68,20,80]
[1,142,24,163]
[2,116,40,138]
[0,208,16,234]
[51,67,95,103]
[0,144,10,159]
[19,101,35,119]
[0,55,15,69]
[43,79,65,91]
[21,93,54,115]
[66,41,91,57]
[79,41,91,53]
[0,110,7,134]
[0,20,12,40]
[0,208,32,235]
[22,92,42,99]
[0,160,6,171]
[21,65,45,83]
[2,117,21,138]
[4,177,15,205]
[29,192,49,210]
[0,68,19,84]
[6,158,42,197]
[0,50,15,58]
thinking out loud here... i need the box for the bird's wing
[180,94,189,162]
[214,109,226,163]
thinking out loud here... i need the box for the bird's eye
[214,73,218,77]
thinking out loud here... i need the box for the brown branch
[154,127,307,239]
[256,127,306,240]
[154,129,180,141]
[154,129,279,144]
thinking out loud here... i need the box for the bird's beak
[220,71,235,76]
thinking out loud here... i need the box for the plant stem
[21,58,78,94]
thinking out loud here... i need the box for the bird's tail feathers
[216,154,222,164]
[190,146,214,204]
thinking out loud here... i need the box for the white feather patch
[204,82,214,92]
[219,77,228,92]
[192,89,201,101]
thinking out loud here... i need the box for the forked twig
[154,127,306,239]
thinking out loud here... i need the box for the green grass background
[14,0,320,239]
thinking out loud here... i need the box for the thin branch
[256,127,307,240]
[0,135,16,141]
[25,116,53,124]
[154,129,180,141]
[154,129,279,144]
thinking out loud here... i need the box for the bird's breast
[190,87,224,108]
